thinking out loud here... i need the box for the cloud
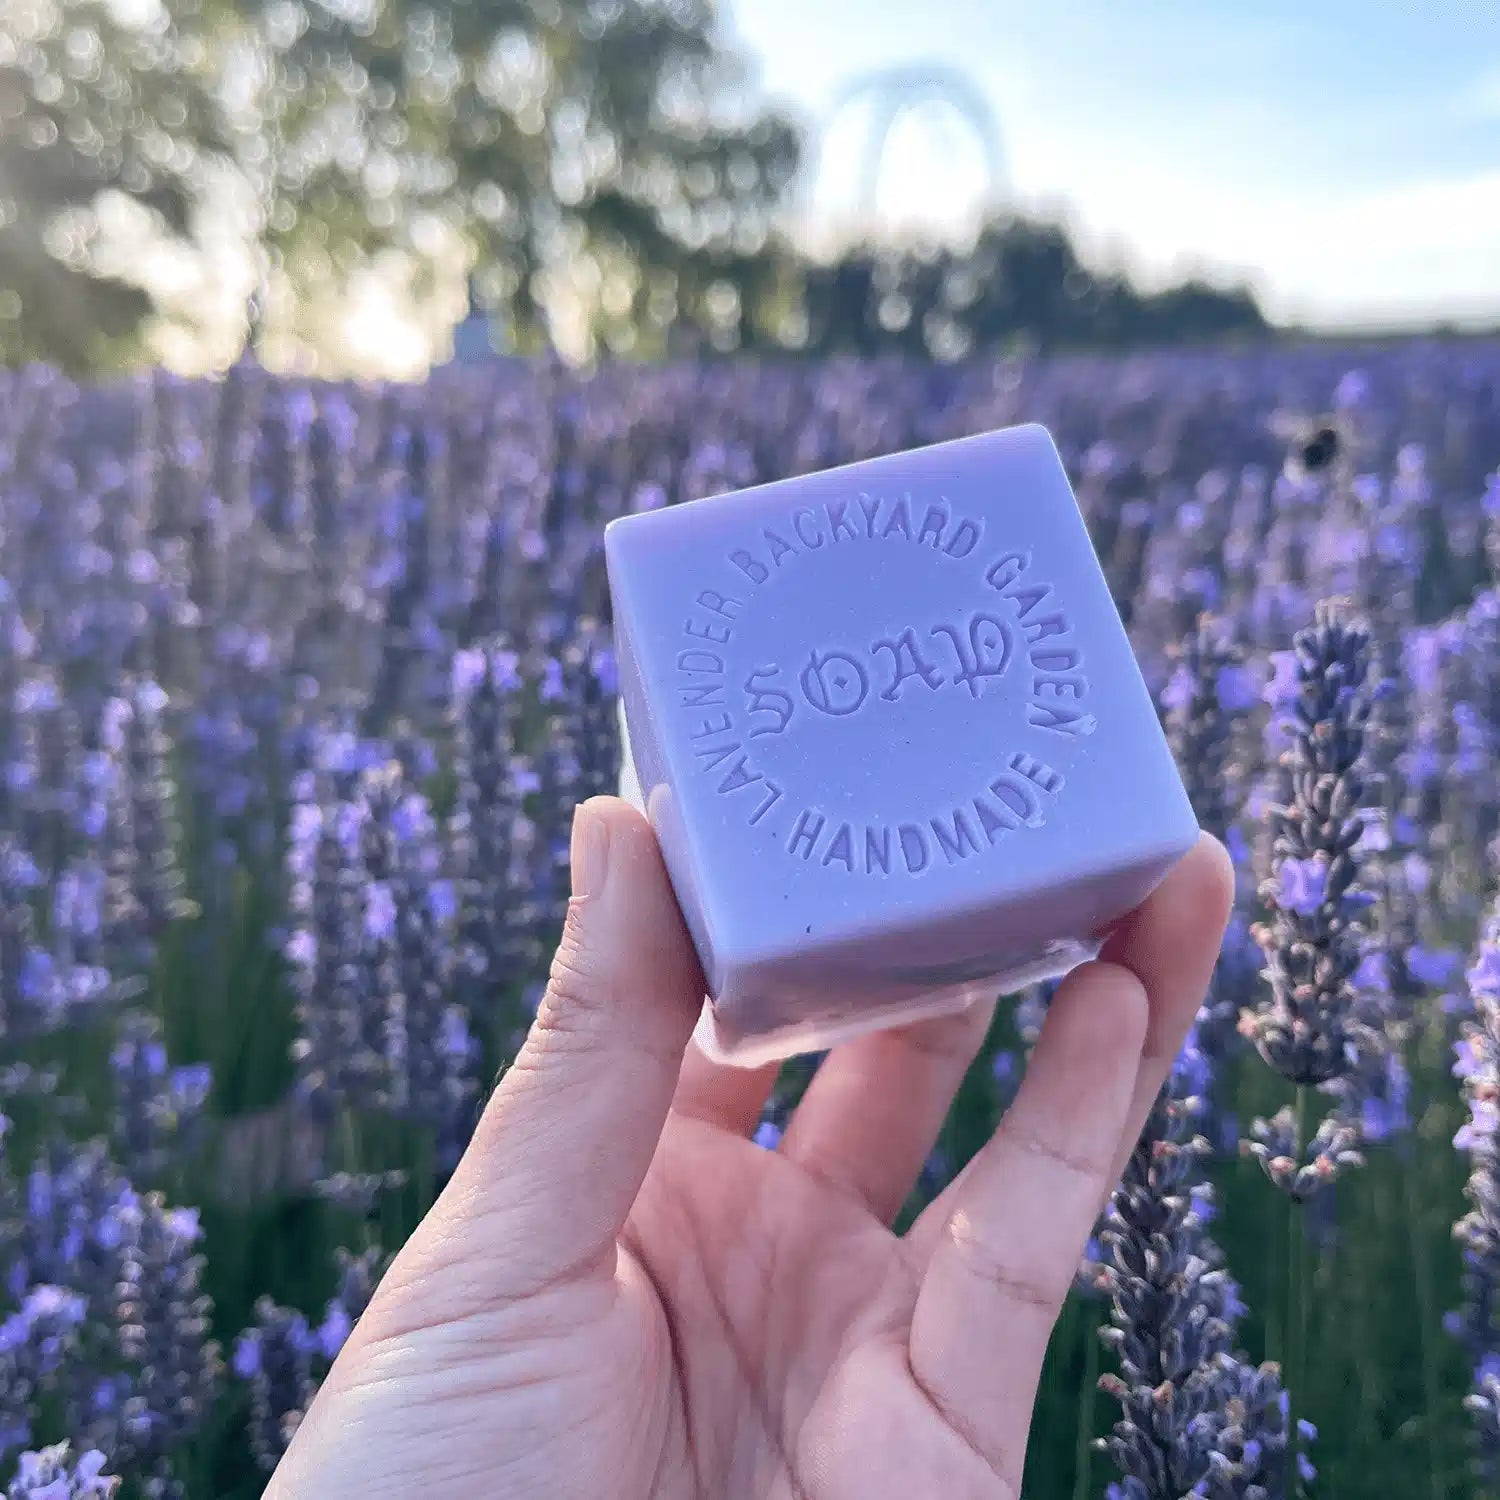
[1459,64,1500,119]
[1133,168,1500,327]
[987,143,1500,329]
[1259,170,1500,326]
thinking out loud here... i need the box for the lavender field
[1,344,1498,1498]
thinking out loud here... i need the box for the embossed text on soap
[666,490,1097,874]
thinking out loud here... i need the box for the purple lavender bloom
[114,1194,222,1472]
[8,1141,135,1324]
[284,764,377,1119]
[1159,666,1194,715]
[362,883,397,943]
[232,1247,381,1474]
[313,1303,351,1362]
[1158,618,1252,1148]
[322,1247,382,1361]
[1,839,112,1042]
[988,1048,1019,1110]
[108,1014,210,1183]
[1456,899,1500,1477]
[4,1443,118,1498]
[103,679,190,967]
[229,1334,262,1382]
[1358,1054,1410,1143]
[449,649,488,699]
[1407,945,1460,987]
[1249,602,1380,1201]
[233,1301,314,1475]
[1457,1105,1499,1155]
[1275,857,1327,917]
[11,329,1500,1498]
[1333,369,1370,409]
[286,756,479,1161]
[1216,662,1260,714]
[0,1286,87,1462]
[1263,650,1300,711]
[427,880,457,926]
[1100,1045,1291,1499]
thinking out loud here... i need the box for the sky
[730,0,1500,330]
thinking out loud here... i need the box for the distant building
[450,277,505,364]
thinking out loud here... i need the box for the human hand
[268,796,1232,1500]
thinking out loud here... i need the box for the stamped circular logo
[667,490,1096,878]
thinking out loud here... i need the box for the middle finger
[778,995,996,1222]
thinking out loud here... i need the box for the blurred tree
[237,0,802,358]
[801,215,1268,359]
[2,0,800,367]
[0,0,1263,370]
[0,0,231,369]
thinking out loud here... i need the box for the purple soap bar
[605,423,1197,1065]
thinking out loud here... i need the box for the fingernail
[571,799,611,899]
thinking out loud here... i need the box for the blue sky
[730,0,1500,329]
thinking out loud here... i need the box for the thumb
[391,796,705,1306]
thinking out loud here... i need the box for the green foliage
[237,0,804,353]
[0,0,1266,370]
[800,215,1268,359]
[963,1003,1472,1500]
[112,892,1464,1500]
[0,0,800,365]
[0,0,230,369]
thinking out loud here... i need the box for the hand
[269,797,1232,1500]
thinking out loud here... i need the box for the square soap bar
[606,423,1197,1066]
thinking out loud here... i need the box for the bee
[1270,412,1343,479]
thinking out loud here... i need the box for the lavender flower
[284,776,379,1118]
[0,840,47,1043]
[114,1196,221,1473]
[108,1014,211,1184]
[113,681,190,947]
[0,841,110,1041]
[9,674,84,883]
[310,1170,409,1216]
[286,756,479,1160]
[1199,1366,1302,1500]
[233,1300,315,1474]
[1455,903,1500,1478]
[1100,1046,1290,1498]
[7,334,1500,1497]
[1161,616,1251,844]
[450,637,541,1031]
[4,1443,118,1499]
[8,1141,135,1318]
[0,1287,88,1460]
[232,1246,383,1474]
[318,1246,383,1362]
[1246,601,1380,1199]
[1160,616,1255,1145]
[351,766,408,1115]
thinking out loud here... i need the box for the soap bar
[605,423,1198,1066]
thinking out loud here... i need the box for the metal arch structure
[823,63,1006,216]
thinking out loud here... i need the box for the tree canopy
[0,0,230,368]
[0,0,1268,370]
[797,217,1267,359]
